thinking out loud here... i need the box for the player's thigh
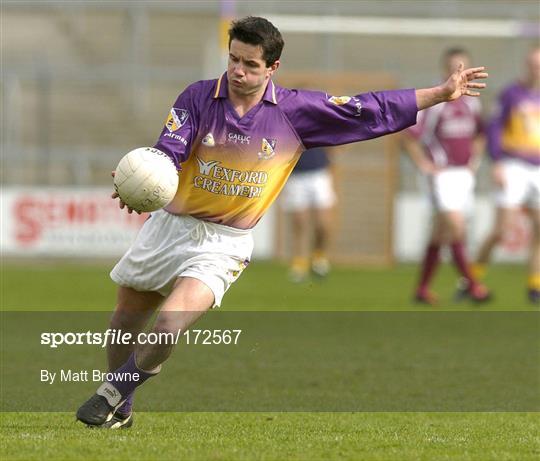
[492,207,517,236]
[313,206,334,232]
[526,207,540,238]
[289,208,310,230]
[439,210,466,240]
[111,286,164,329]
[429,213,446,241]
[117,286,164,311]
[152,277,214,334]
[525,163,540,214]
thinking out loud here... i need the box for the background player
[76,16,488,428]
[472,46,540,304]
[402,47,490,304]
[281,147,336,282]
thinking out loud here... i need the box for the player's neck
[522,76,540,91]
[228,85,266,118]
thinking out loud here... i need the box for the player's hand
[440,62,488,101]
[491,163,506,188]
[111,171,141,214]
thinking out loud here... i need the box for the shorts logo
[258,138,277,160]
[165,108,189,132]
[202,132,215,147]
[328,96,351,106]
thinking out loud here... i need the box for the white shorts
[495,159,540,210]
[281,169,336,212]
[110,210,254,307]
[429,167,475,213]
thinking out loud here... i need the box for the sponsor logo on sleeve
[258,138,277,160]
[165,108,189,132]
[328,96,351,106]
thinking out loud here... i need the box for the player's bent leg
[289,209,311,282]
[312,207,333,278]
[108,286,164,371]
[475,207,514,270]
[415,215,443,305]
[135,276,214,371]
[527,207,540,304]
[76,277,214,427]
[440,211,490,303]
[105,286,164,423]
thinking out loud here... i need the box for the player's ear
[268,60,280,77]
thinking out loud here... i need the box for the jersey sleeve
[487,87,512,162]
[281,88,418,149]
[153,83,200,169]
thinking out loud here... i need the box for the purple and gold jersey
[487,82,540,166]
[155,73,417,229]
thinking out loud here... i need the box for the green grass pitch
[1,261,539,460]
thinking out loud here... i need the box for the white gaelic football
[113,147,179,212]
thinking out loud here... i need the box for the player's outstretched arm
[416,63,488,110]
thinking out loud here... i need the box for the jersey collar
[213,73,278,105]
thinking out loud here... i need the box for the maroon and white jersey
[407,97,484,167]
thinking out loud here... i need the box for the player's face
[227,39,279,97]
[444,54,470,78]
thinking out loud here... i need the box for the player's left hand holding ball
[112,147,179,214]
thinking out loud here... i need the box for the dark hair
[442,47,470,64]
[228,16,284,67]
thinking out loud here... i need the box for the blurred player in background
[472,46,540,304]
[403,47,490,304]
[76,16,488,429]
[281,147,336,282]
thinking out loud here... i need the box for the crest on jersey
[258,138,277,160]
[328,96,351,106]
[165,108,189,132]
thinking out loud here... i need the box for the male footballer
[472,46,540,304]
[76,16,488,428]
[402,47,490,305]
[281,146,336,282]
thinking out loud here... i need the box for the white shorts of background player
[111,210,253,307]
[280,169,336,212]
[429,167,475,213]
[495,158,540,210]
